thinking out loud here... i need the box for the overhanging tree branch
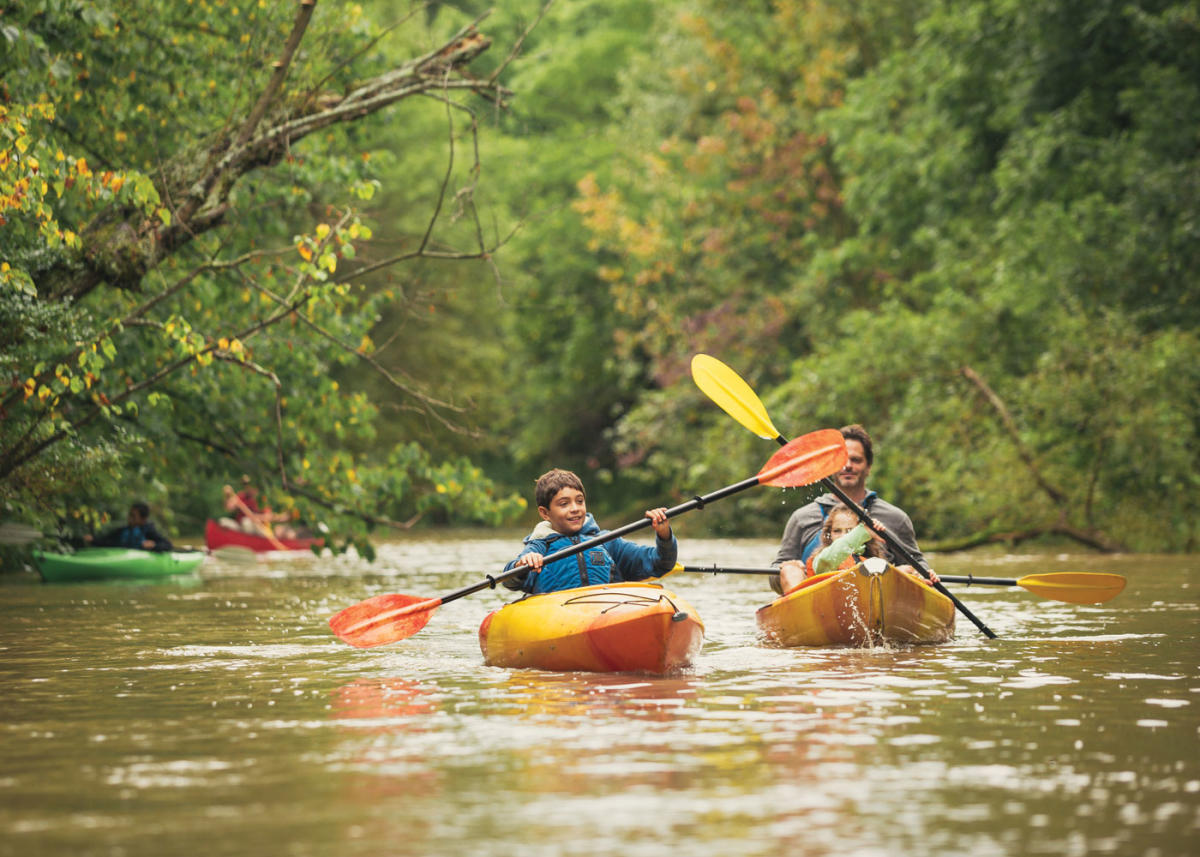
[38,11,505,302]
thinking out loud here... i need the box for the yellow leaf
[315,223,331,240]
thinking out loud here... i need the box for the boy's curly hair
[534,469,585,508]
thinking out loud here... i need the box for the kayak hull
[33,548,205,583]
[204,519,322,553]
[479,582,704,674]
[757,558,955,647]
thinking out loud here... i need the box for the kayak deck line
[479,582,705,674]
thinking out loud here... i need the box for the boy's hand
[645,507,671,539]
[516,552,545,571]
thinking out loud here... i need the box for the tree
[571,0,1199,550]
[1,0,531,553]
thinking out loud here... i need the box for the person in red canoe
[502,468,677,595]
[84,501,174,552]
[220,476,298,539]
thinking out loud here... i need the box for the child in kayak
[84,501,174,552]
[778,503,936,594]
[502,469,677,594]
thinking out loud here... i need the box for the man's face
[538,487,587,535]
[835,439,871,494]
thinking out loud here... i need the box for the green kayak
[32,548,205,583]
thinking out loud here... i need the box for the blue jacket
[92,521,173,552]
[502,514,677,594]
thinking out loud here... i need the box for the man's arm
[143,522,173,552]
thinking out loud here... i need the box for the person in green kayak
[502,468,678,594]
[770,424,930,594]
[84,501,174,552]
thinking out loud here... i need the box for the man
[85,502,174,552]
[770,424,926,594]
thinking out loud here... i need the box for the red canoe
[204,519,323,553]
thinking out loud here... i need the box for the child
[85,502,174,552]
[502,469,677,594]
[777,503,936,593]
[776,503,884,594]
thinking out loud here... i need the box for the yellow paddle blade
[651,563,685,582]
[1017,572,1126,604]
[691,354,781,440]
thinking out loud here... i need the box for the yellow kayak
[757,557,955,647]
[478,582,704,674]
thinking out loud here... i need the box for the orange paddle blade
[329,593,442,648]
[756,429,847,487]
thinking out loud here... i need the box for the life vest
[118,525,146,548]
[517,515,616,594]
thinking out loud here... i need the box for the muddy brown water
[1,535,1196,857]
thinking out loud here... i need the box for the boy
[503,469,677,594]
[85,501,174,552]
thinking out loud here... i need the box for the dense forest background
[2,0,1197,560]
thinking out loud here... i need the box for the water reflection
[0,541,1195,857]
[332,677,438,726]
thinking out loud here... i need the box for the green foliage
[0,0,528,553]
[563,0,1199,550]
[3,0,1195,558]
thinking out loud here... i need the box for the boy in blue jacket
[502,469,677,594]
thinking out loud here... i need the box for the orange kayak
[757,557,955,647]
[478,582,704,673]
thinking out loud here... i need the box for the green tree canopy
[1,0,531,554]
[560,0,1199,551]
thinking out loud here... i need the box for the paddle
[672,564,1126,605]
[207,546,261,565]
[227,490,289,551]
[0,521,47,545]
[691,353,999,639]
[329,429,849,648]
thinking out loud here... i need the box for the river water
[1,535,1196,857]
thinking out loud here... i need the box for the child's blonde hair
[820,504,884,557]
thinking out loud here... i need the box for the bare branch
[960,365,1068,505]
[37,17,505,301]
[489,0,555,84]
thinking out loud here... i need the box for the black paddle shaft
[937,575,1018,587]
[464,473,769,605]
[681,566,1021,589]
[819,475,998,638]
